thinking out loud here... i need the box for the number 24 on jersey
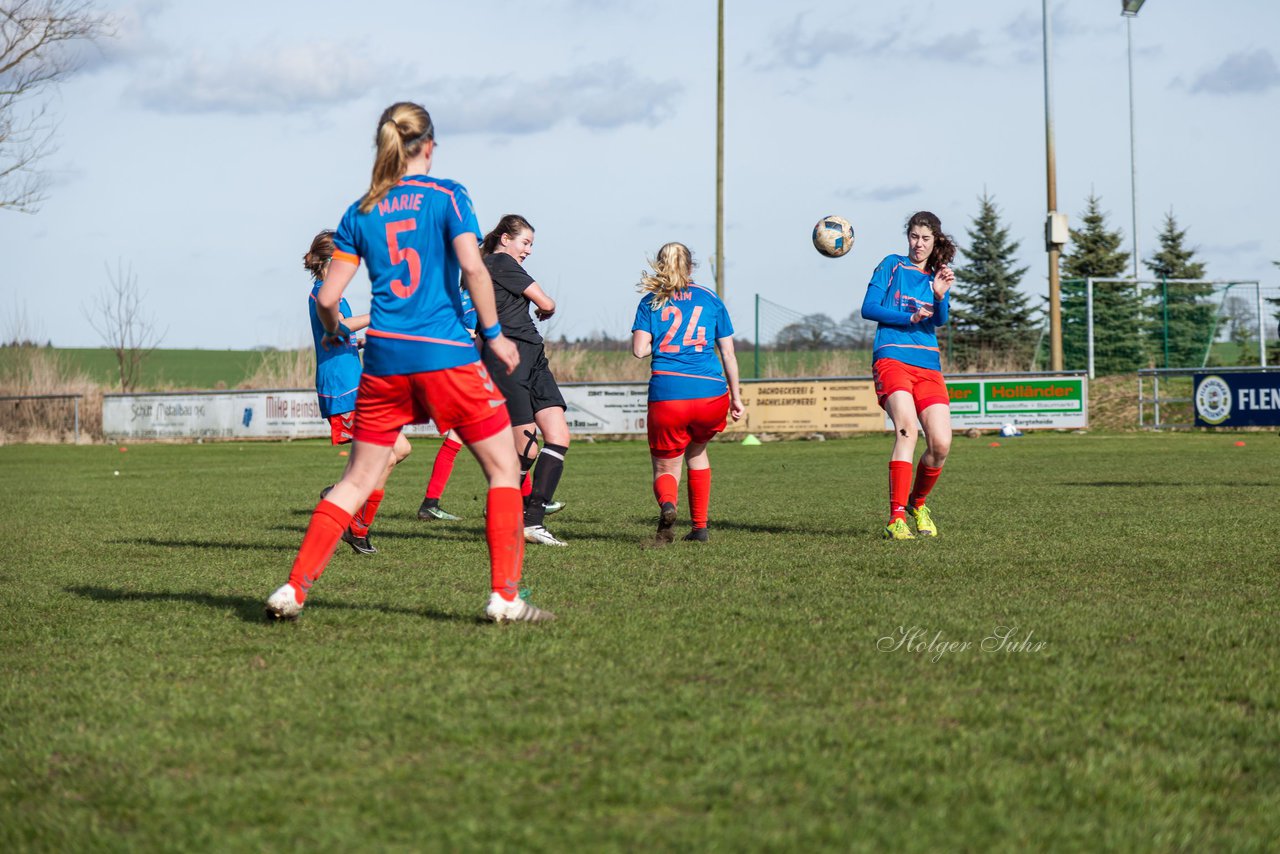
[659,305,708,353]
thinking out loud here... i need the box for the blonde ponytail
[359,102,435,213]
[638,242,695,309]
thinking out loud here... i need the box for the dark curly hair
[905,211,956,272]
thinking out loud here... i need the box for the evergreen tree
[1059,194,1140,374]
[1143,210,1211,368]
[1268,260,1280,363]
[951,192,1036,369]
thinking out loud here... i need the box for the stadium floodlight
[1122,0,1147,278]
[1042,0,1063,371]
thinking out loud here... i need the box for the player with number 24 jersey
[631,242,743,546]
[632,283,734,402]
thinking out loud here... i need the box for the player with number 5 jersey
[265,101,554,624]
[631,242,744,545]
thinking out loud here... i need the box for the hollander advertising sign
[1194,371,1280,427]
[886,376,1088,431]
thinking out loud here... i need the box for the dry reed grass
[761,350,872,379]
[239,348,315,390]
[0,346,102,443]
[546,344,648,383]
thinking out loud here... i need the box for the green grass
[19,348,266,390]
[2,433,1278,850]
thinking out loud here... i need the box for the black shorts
[480,338,566,426]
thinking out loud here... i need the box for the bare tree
[1,0,110,212]
[83,261,165,391]
[775,313,840,350]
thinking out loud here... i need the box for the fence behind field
[0,394,85,443]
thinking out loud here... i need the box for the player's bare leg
[267,440,396,618]
[345,431,412,554]
[908,403,951,536]
[883,391,919,540]
[523,406,570,541]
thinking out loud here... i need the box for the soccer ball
[812,215,855,258]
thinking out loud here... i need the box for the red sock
[889,461,913,521]
[349,488,384,537]
[286,500,352,602]
[909,465,943,509]
[653,472,678,507]
[521,469,533,499]
[425,438,462,500]
[486,486,525,601]
[687,467,711,529]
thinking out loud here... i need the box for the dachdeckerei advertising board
[103,373,1087,439]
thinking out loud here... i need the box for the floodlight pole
[715,0,725,300]
[1123,1,1146,278]
[1043,0,1064,371]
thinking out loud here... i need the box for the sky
[3,0,1279,350]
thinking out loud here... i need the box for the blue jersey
[861,254,950,371]
[309,281,362,418]
[332,175,482,376]
[632,284,734,401]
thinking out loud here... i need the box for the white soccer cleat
[484,592,556,623]
[265,583,304,620]
[524,525,567,546]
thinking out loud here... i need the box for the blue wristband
[480,322,502,341]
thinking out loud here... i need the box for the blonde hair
[359,102,435,214]
[639,242,695,309]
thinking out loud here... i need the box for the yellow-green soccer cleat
[908,504,938,537]
[882,518,915,540]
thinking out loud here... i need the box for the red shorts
[354,362,510,447]
[647,394,730,459]
[328,412,355,445]
[873,358,950,415]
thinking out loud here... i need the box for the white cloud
[129,43,382,114]
[757,13,883,71]
[66,0,171,75]
[422,61,682,136]
[1189,49,1280,95]
[839,184,921,203]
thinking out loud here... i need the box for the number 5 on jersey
[385,219,421,298]
[659,305,707,353]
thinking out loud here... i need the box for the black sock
[525,443,567,526]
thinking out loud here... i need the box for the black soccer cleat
[341,529,377,555]
[653,502,678,546]
[682,528,709,543]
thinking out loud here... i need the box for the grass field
[2,433,1278,850]
[46,348,267,390]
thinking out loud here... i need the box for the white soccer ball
[1000,423,1019,437]
[812,215,855,258]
